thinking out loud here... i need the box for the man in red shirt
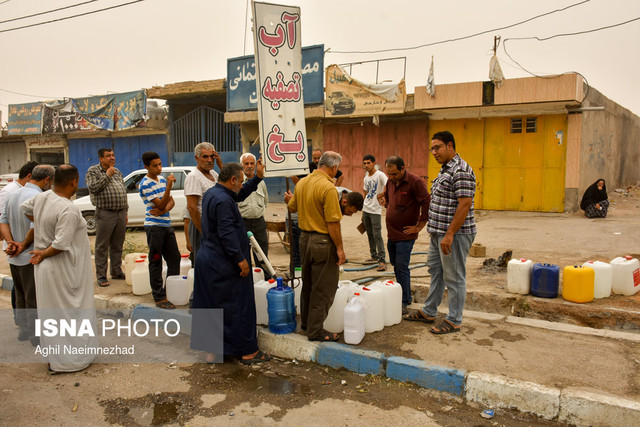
[381,156,430,313]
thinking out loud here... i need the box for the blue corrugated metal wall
[68,134,168,186]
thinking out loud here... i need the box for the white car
[74,166,196,235]
[0,173,19,189]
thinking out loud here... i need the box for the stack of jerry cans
[562,265,595,303]
[531,263,560,298]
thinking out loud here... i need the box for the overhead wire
[327,0,591,54]
[0,0,101,25]
[0,0,144,34]
[502,15,640,101]
[0,88,57,99]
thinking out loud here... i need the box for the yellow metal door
[482,115,566,211]
[428,119,484,209]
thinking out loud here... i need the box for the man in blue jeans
[381,156,430,314]
[404,131,476,334]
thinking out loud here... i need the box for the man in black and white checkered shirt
[86,148,128,287]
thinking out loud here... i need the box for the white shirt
[363,170,388,215]
[184,168,218,213]
[0,181,22,216]
[237,174,268,219]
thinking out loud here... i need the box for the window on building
[526,117,537,133]
[510,118,523,134]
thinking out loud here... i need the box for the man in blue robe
[191,162,271,365]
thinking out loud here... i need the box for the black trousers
[145,226,181,302]
[242,216,271,279]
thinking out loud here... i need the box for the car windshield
[124,170,186,193]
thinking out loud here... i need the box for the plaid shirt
[427,154,476,235]
[86,164,128,210]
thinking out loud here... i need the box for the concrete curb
[97,303,640,425]
[387,356,466,396]
[315,342,386,376]
[559,387,640,426]
[465,372,560,420]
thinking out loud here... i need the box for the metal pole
[286,177,294,286]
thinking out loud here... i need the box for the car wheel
[83,211,97,235]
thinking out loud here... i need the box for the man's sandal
[308,330,340,342]
[376,263,387,272]
[430,320,461,334]
[241,350,271,365]
[98,280,110,287]
[403,310,436,323]
[155,300,176,309]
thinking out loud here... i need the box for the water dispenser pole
[247,231,277,277]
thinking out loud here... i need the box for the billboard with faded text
[8,102,43,135]
[227,44,323,112]
[252,2,308,177]
[325,64,406,117]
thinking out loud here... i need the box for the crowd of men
[0,129,476,369]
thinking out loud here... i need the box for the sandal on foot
[111,273,125,280]
[430,320,461,334]
[241,350,271,365]
[363,258,377,265]
[155,300,176,309]
[308,330,340,342]
[376,263,387,272]
[98,280,110,287]
[403,310,436,323]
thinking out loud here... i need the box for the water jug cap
[276,277,284,289]
[182,276,187,279]
[362,287,370,291]
[140,255,147,258]
[520,258,527,262]
[135,259,144,263]
[254,268,261,272]
[587,261,593,264]
[354,292,360,296]
[625,255,633,260]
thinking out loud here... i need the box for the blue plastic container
[531,263,560,298]
[267,277,297,334]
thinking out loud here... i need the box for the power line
[502,16,640,77]
[0,0,13,6]
[0,0,144,34]
[0,0,101,25]
[327,0,591,54]
[0,88,57,99]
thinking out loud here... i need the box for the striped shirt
[427,154,477,235]
[139,175,171,227]
[86,164,128,210]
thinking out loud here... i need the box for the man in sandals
[285,151,345,342]
[139,152,181,309]
[86,148,128,287]
[381,156,430,315]
[404,131,476,334]
[361,154,388,271]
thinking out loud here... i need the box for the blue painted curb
[131,304,192,335]
[386,356,466,396]
[315,342,386,375]
[1,275,13,292]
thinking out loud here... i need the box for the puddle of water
[128,402,180,426]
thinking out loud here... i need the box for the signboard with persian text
[252,1,308,177]
[227,44,323,112]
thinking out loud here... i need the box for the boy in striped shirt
[139,151,181,309]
